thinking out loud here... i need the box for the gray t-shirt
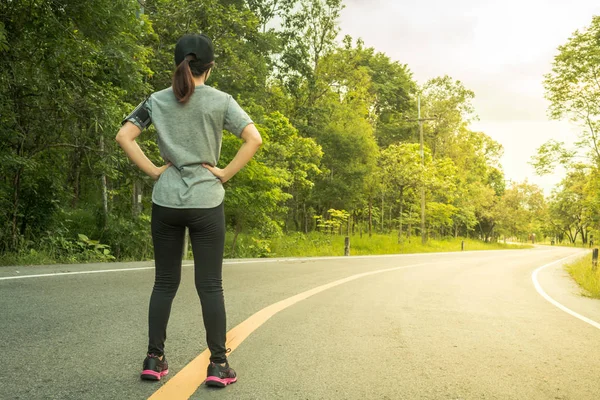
[123,85,253,208]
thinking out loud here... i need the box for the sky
[338,0,600,194]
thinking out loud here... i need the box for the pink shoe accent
[205,375,237,386]
[141,369,169,380]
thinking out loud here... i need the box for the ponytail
[172,59,195,104]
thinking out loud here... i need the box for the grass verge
[2,233,531,266]
[537,240,592,249]
[565,254,600,299]
[252,233,530,258]
[0,250,57,267]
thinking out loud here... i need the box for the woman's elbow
[253,133,263,148]
[241,124,262,148]
[115,129,125,144]
[250,126,263,147]
[115,128,133,146]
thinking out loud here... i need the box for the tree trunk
[347,213,351,237]
[381,192,384,233]
[567,228,576,244]
[101,175,108,221]
[99,136,108,227]
[360,212,363,238]
[231,222,242,257]
[11,167,23,250]
[407,204,412,243]
[368,198,372,238]
[19,203,28,236]
[132,180,142,217]
[69,148,82,208]
[293,196,301,232]
[72,161,81,208]
[397,190,404,244]
[303,202,308,234]
[478,222,485,241]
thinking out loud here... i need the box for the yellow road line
[148,262,429,400]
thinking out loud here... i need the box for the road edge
[532,252,600,330]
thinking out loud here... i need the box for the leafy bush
[99,214,153,261]
[75,234,115,262]
[224,233,272,258]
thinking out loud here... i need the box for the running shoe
[141,353,169,381]
[205,362,237,387]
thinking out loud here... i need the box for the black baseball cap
[174,34,214,66]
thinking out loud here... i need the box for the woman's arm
[115,122,171,180]
[203,124,262,183]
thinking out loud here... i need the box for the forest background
[1,0,599,264]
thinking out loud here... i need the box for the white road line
[0,266,156,281]
[531,252,600,330]
[0,247,549,281]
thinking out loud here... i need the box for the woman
[116,33,262,387]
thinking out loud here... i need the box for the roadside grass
[257,233,530,258]
[0,248,123,267]
[2,232,531,266]
[537,240,592,249]
[565,254,600,299]
[0,250,57,267]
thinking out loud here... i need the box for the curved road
[1,246,598,399]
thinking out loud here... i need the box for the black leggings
[148,202,227,364]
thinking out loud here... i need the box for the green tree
[380,143,426,242]
[0,0,152,251]
[144,0,271,104]
[546,166,592,244]
[421,76,476,159]
[220,134,291,256]
[541,16,600,168]
[335,37,417,148]
[255,112,323,232]
[277,0,344,132]
[496,181,546,241]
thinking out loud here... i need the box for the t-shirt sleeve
[223,96,253,138]
[122,98,152,130]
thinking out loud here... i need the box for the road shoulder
[535,252,600,327]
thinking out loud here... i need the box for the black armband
[122,100,152,130]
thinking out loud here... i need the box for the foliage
[1,0,556,264]
[224,233,273,258]
[314,208,350,233]
[495,181,546,241]
[543,16,600,167]
[0,0,152,253]
[529,15,600,246]
[421,76,477,158]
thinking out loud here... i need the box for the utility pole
[418,95,426,245]
[406,93,436,245]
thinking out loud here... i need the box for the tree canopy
[4,0,593,262]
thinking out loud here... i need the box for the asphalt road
[1,246,599,400]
